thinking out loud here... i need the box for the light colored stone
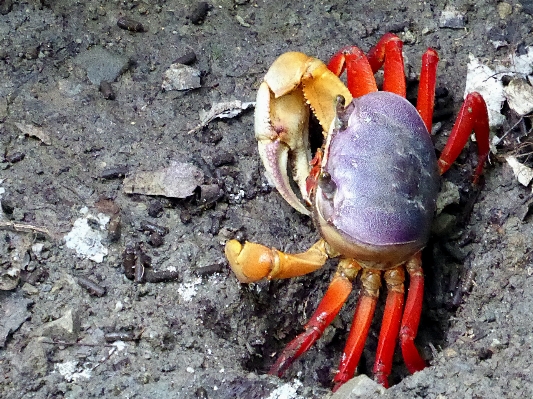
[161,63,201,91]
[497,2,513,19]
[331,375,386,399]
[34,308,80,341]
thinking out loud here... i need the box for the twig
[0,221,55,239]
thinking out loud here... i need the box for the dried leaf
[188,100,255,134]
[123,161,204,198]
[14,123,52,145]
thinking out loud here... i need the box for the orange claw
[225,239,330,283]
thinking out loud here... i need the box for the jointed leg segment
[399,253,427,374]
[437,92,490,183]
[373,267,406,388]
[269,259,360,376]
[333,269,381,391]
[327,33,406,98]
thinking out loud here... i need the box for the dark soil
[1,1,532,398]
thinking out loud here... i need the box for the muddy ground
[1,1,533,398]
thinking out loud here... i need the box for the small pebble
[77,276,107,297]
[212,152,235,167]
[115,301,124,311]
[194,263,223,276]
[122,246,137,280]
[107,215,121,242]
[174,51,197,65]
[101,165,129,179]
[189,2,209,24]
[1,198,15,214]
[148,232,164,247]
[105,331,136,342]
[99,81,116,100]
[180,210,192,224]
[117,17,145,32]
[144,269,180,283]
[139,220,169,236]
[5,152,25,163]
[439,6,465,29]
[147,200,164,218]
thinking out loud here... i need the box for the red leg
[416,48,439,132]
[328,47,378,98]
[373,267,406,388]
[332,269,381,392]
[399,253,427,373]
[381,38,406,97]
[366,33,401,73]
[365,33,406,97]
[269,263,357,376]
[437,92,490,183]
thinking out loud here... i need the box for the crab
[225,33,490,390]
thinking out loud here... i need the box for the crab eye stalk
[334,95,348,131]
[318,171,336,199]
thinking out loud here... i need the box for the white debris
[54,360,92,383]
[123,161,204,199]
[464,55,506,128]
[507,46,533,76]
[64,207,109,263]
[112,341,127,352]
[506,155,533,187]
[503,78,533,116]
[31,243,44,257]
[439,5,465,29]
[188,100,255,134]
[162,63,201,91]
[177,277,202,302]
[465,48,533,130]
[267,379,303,399]
[236,15,251,27]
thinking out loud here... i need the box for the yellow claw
[225,239,331,283]
[254,52,352,215]
[225,240,276,283]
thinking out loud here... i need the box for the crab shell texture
[314,91,440,270]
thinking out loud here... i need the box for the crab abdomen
[315,91,440,267]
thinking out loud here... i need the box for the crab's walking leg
[416,49,439,132]
[328,33,406,98]
[366,33,406,97]
[328,47,378,98]
[225,239,330,283]
[365,33,401,73]
[437,92,490,183]
[399,253,427,373]
[332,269,381,392]
[373,267,406,388]
[269,259,359,377]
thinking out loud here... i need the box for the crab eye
[318,171,336,199]
[334,95,348,131]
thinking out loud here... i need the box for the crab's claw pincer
[254,52,353,215]
[225,240,276,283]
[255,82,311,215]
